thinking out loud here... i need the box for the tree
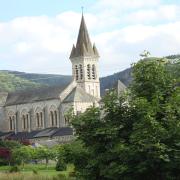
[33,147,56,168]
[12,146,33,168]
[0,140,22,165]
[69,57,180,180]
[140,50,151,58]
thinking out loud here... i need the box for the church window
[22,111,29,130]
[35,107,44,128]
[79,64,83,80]
[49,105,58,127]
[23,115,26,130]
[87,64,91,79]
[50,111,54,126]
[54,110,58,126]
[26,114,29,129]
[92,64,96,79]
[40,112,43,127]
[9,116,14,131]
[8,112,16,131]
[36,113,40,127]
[75,65,79,80]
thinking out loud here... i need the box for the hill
[2,71,72,87]
[0,54,179,94]
[0,69,132,95]
[0,72,41,92]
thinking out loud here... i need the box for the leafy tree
[69,57,180,180]
[0,140,22,165]
[33,147,56,168]
[12,146,33,168]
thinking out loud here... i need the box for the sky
[0,0,180,77]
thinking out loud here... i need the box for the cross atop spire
[70,14,99,59]
[81,6,84,15]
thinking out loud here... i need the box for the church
[0,15,101,144]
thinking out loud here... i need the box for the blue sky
[0,0,94,21]
[0,0,180,76]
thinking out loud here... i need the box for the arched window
[9,117,13,131]
[92,64,96,80]
[40,112,43,127]
[50,111,54,126]
[36,113,40,127]
[79,64,83,80]
[75,65,79,81]
[54,111,57,126]
[22,114,26,130]
[21,110,29,130]
[8,111,16,131]
[35,108,44,128]
[49,105,58,127]
[87,64,91,80]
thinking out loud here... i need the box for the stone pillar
[16,110,22,132]
[14,115,17,134]
[28,113,31,132]
[44,106,49,128]
[29,108,35,131]
[59,104,65,127]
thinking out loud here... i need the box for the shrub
[9,165,20,173]
[56,159,66,171]
[32,168,38,175]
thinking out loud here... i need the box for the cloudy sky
[0,0,180,77]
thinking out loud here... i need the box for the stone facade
[0,15,100,137]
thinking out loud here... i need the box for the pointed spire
[93,43,100,57]
[70,14,99,59]
[70,44,76,59]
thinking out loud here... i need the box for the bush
[9,165,20,173]
[32,168,38,175]
[56,159,66,171]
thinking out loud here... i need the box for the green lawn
[0,164,75,180]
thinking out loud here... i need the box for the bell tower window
[75,65,79,81]
[87,64,91,80]
[79,64,83,80]
[92,64,96,80]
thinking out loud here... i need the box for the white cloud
[0,0,180,76]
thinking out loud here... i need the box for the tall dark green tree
[70,57,180,180]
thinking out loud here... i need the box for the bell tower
[69,14,100,99]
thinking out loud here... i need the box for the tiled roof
[5,84,70,106]
[63,86,96,103]
[0,127,73,140]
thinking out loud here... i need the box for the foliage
[0,140,22,149]
[55,159,66,171]
[0,164,75,180]
[0,72,41,92]
[33,146,57,167]
[0,140,22,165]
[9,166,20,173]
[12,146,34,167]
[68,57,180,180]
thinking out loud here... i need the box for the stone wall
[4,99,62,132]
[0,93,8,131]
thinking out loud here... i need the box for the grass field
[0,164,75,180]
